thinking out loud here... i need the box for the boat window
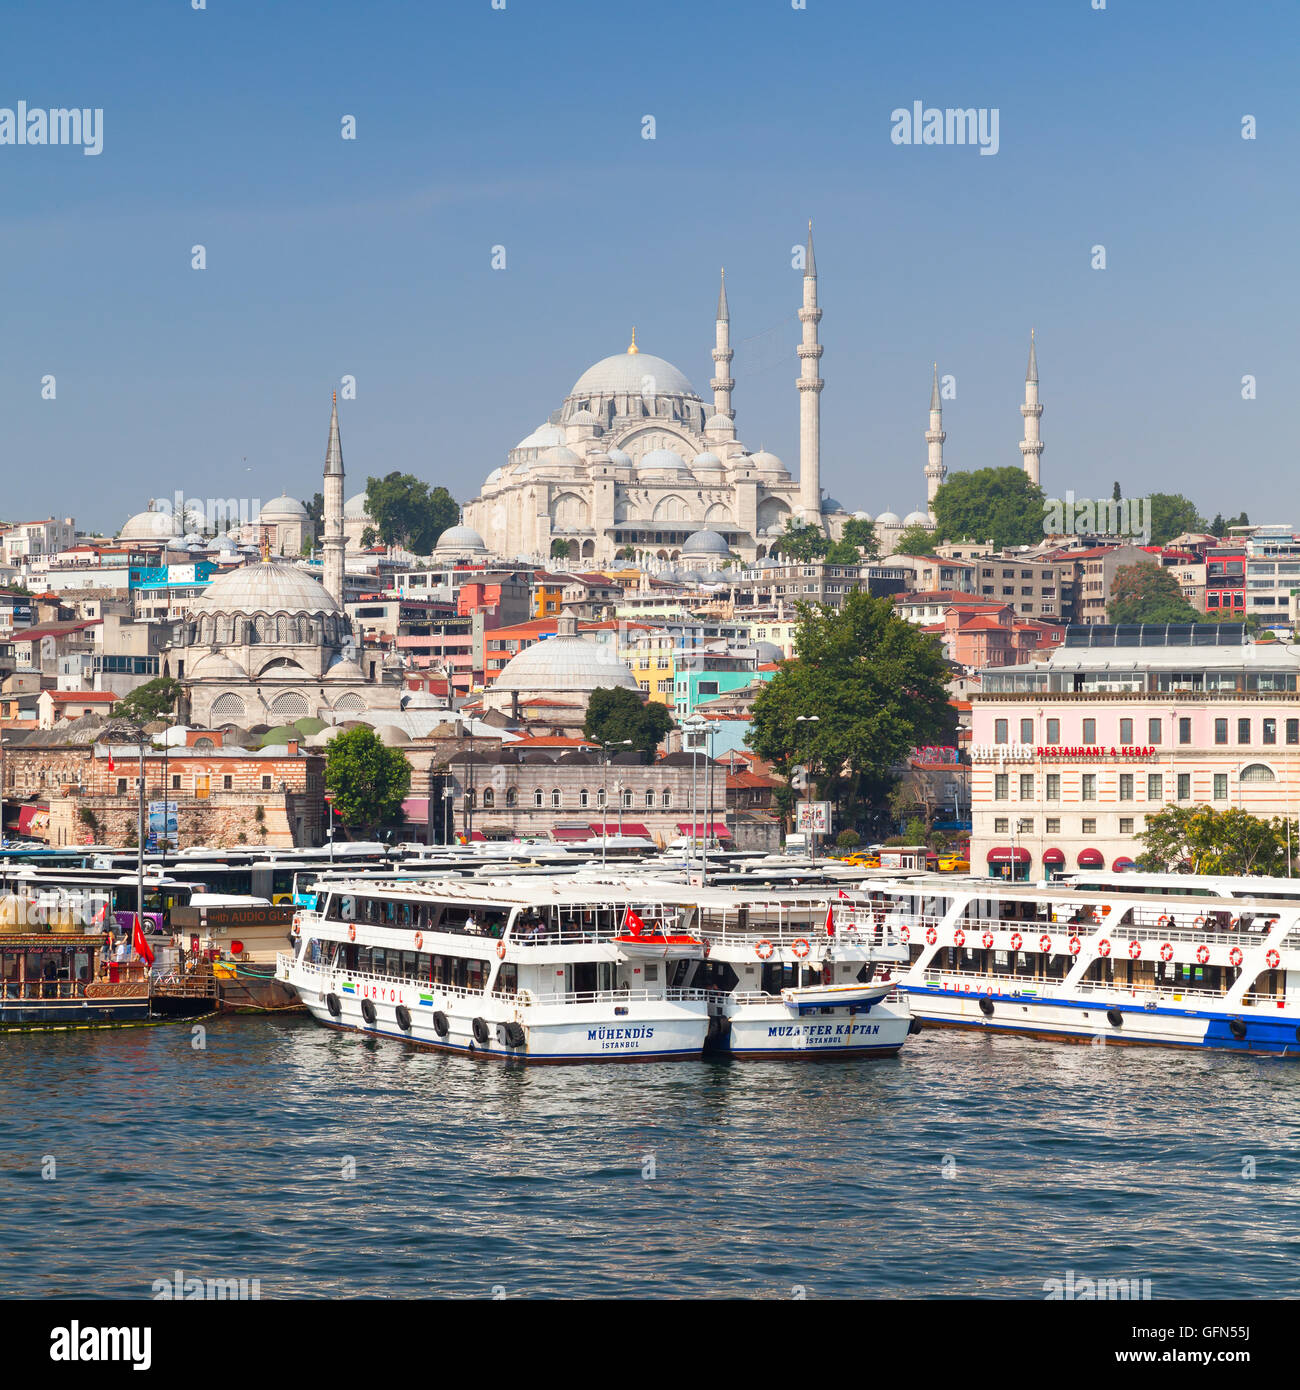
[497,963,518,994]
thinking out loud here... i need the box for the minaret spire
[711,268,735,421]
[925,363,947,518]
[797,221,824,524]
[322,392,346,605]
[1019,330,1044,487]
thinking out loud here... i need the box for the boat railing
[516,987,711,1008]
[915,966,1235,1004]
[908,917,1278,949]
[305,914,640,949]
[704,925,902,950]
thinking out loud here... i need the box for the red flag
[107,751,115,772]
[837,888,850,899]
[132,913,155,967]
[624,907,646,938]
[824,903,836,937]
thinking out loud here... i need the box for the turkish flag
[824,903,836,937]
[624,908,646,937]
[107,751,115,772]
[132,913,155,967]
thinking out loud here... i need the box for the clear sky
[0,0,1294,534]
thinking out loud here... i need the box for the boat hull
[713,998,913,1059]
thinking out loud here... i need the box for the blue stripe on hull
[723,1043,903,1060]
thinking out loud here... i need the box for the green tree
[746,591,954,806]
[1147,492,1207,546]
[774,519,829,561]
[1108,562,1201,624]
[840,517,879,559]
[324,726,412,835]
[889,524,939,557]
[835,829,861,851]
[583,686,675,763]
[364,473,460,554]
[302,492,324,531]
[360,526,377,549]
[615,546,637,561]
[1209,512,1226,538]
[824,538,863,564]
[550,539,571,560]
[1112,480,1122,502]
[112,676,183,723]
[931,466,1047,549]
[1139,804,1297,875]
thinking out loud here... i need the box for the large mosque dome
[492,634,638,696]
[194,561,341,616]
[569,352,698,400]
[120,501,207,541]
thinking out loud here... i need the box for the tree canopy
[1108,561,1201,625]
[888,524,940,557]
[1138,804,1297,876]
[746,591,954,802]
[824,538,863,564]
[301,492,324,531]
[583,686,675,763]
[363,473,460,554]
[839,517,879,558]
[931,466,1047,549]
[112,677,183,724]
[1147,492,1207,546]
[324,726,412,835]
[774,519,829,561]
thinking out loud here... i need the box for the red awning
[1042,848,1065,866]
[401,797,430,822]
[551,825,595,843]
[588,822,652,839]
[16,804,49,835]
[1077,848,1104,868]
[1112,857,1137,871]
[676,821,732,838]
[986,846,1030,864]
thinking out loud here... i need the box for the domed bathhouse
[462,232,852,565]
[481,615,641,723]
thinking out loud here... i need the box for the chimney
[556,613,578,639]
[287,739,299,756]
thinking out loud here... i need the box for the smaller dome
[188,652,248,680]
[853,510,872,522]
[324,654,366,681]
[753,640,784,663]
[484,468,504,485]
[569,409,599,426]
[692,451,724,470]
[434,525,487,555]
[904,510,931,528]
[704,413,735,432]
[876,511,901,527]
[344,493,371,521]
[681,528,730,557]
[258,494,308,522]
[606,447,632,467]
[639,447,691,473]
[515,423,566,450]
[747,448,785,472]
[375,724,411,746]
[539,444,583,470]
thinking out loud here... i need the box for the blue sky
[0,0,1294,533]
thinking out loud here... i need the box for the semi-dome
[258,494,308,522]
[606,447,633,467]
[704,413,735,432]
[515,423,566,450]
[434,525,488,555]
[344,493,371,521]
[681,528,730,557]
[188,651,248,680]
[493,635,638,695]
[193,561,341,615]
[568,408,599,426]
[569,351,698,400]
[538,444,583,470]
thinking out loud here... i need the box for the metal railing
[901,916,1286,949]
[914,966,1285,1009]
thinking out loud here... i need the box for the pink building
[970,626,1300,878]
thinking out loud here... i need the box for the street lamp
[157,712,177,871]
[324,791,336,862]
[795,714,820,859]
[600,739,632,867]
[101,718,148,953]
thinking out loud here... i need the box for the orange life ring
[1039,935,1052,954]
[1229,946,1243,968]
[1159,942,1174,962]
[981,931,994,950]
[293,921,301,937]
[348,924,356,942]
[899,925,910,943]
[414,932,424,950]
[1193,916,1206,927]
[1128,940,1142,960]
[1267,949,1281,969]
[755,939,775,960]
[1157,915,1170,927]
[791,938,811,958]
[1097,938,1111,958]
[1196,943,1210,965]
[1090,912,1102,926]
[1009,932,1023,951]
[924,926,937,946]
[1068,935,1082,956]
[496,941,506,960]
[953,928,966,948]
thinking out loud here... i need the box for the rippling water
[4,1017,1299,1299]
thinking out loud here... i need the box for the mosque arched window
[533,789,543,808]
[551,788,561,808]
[482,788,494,809]
[578,788,589,808]
[662,790,672,808]
[644,790,655,808]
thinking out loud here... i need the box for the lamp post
[795,714,820,859]
[102,719,147,952]
[324,791,335,862]
[157,712,177,871]
[600,739,632,867]
[442,785,456,847]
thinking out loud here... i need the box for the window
[994,719,1008,744]
[994,774,1009,801]
[1082,774,1096,801]
[116,778,126,794]
[1177,773,1191,800]
[645,790,655,808]
[1046,817,1061,833]
[1082,719,1096,745]
[1046,774,1060,801]
[1149,718,1163,745]
[579,788,589,808]
[222,775,232,791]
[261,775,272,790]
[1263,719,1277,745]
[1020,719,1033,744]
[1119,774,1133,801]
[1238,718,1251,745]
[506,788,517,808]
[1147,774,1163,801]
[551,789,561,808]
[533,789,543,808]
[1240,763,1277,783]
[994,818,1008,834]
[1119,817,1134,834]
[1019,773,1033,799]
[662,790,672,807]
[1180,717,1192,745]
[1289,719,1300,746]
[1119,718,1133,745]
[1213,773,1228,800]
[482,788,495,809]
[172,774,182,790]
[1081,818,1097,834]
[1045,718,1060,745]
[1214,719,1228,745]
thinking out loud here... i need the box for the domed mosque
[482,615,639,722]
[463,228,851,565]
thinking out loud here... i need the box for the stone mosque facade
[464,228,852,565]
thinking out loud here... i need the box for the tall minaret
[710,269,734,421]
[797,221,823,522]
[322,392,345,606]
[925,363,947,517]
[1019,329,1043,487]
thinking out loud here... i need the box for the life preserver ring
[1090,912,1102,926]
[924,926,937,946]
[1229,946,1243,968]
[1128,940,1142,960]
[899,925,910,943]
[293,921,301,937]
[414,932,423,950]
[981,931,994,950]
[755,939,775,960]
[1159,942,1174,962]
[1157,915,1171,927]
[1009,932,1023,952]
[792,938,811,958]
[1196,943,1210,965]
[1193,916,1206,927]
[1068,935,1082,956]
[496,941,507,960]
[953,928,966,948]
[348,924,356,942]
[1097,938,1111,958]
[1266,949,1281,969]
[1039,935,1052,954]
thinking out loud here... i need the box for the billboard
[795,801,832,834]
[148,800,179,850]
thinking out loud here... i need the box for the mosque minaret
[796,223,824,524]
[1019,329,1044,487]
[924,362,947,519]
[322,392,346,606]
[710,269,734,423]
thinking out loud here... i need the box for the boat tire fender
[1107,1008,1123,1028]
[432,1010,450,1038]
[978,997,994,1018]
[325,992,342,1018]
[361,997,377,1026]
[395,1004,412,1032]
[1229,1017,1247,1041]
[472,1016,491,1046]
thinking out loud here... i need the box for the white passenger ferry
[858,874,1300,1054]
[278,878,710,1063]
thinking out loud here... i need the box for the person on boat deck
[465,912,479,935]
[114,935,130,964]
[41,956,58,998]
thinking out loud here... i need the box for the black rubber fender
[497,1021,526,1049]
[325,993,341,1018]
[472,1016,490,1045]
[1229,1017,1247,1041]
[360,997,377,1026]
[1107,1008,1123,1028]
[432,1010,450,1038]
[395,1004,412,1032]
[908,1017,923,1035]
[978,997,994,1018]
